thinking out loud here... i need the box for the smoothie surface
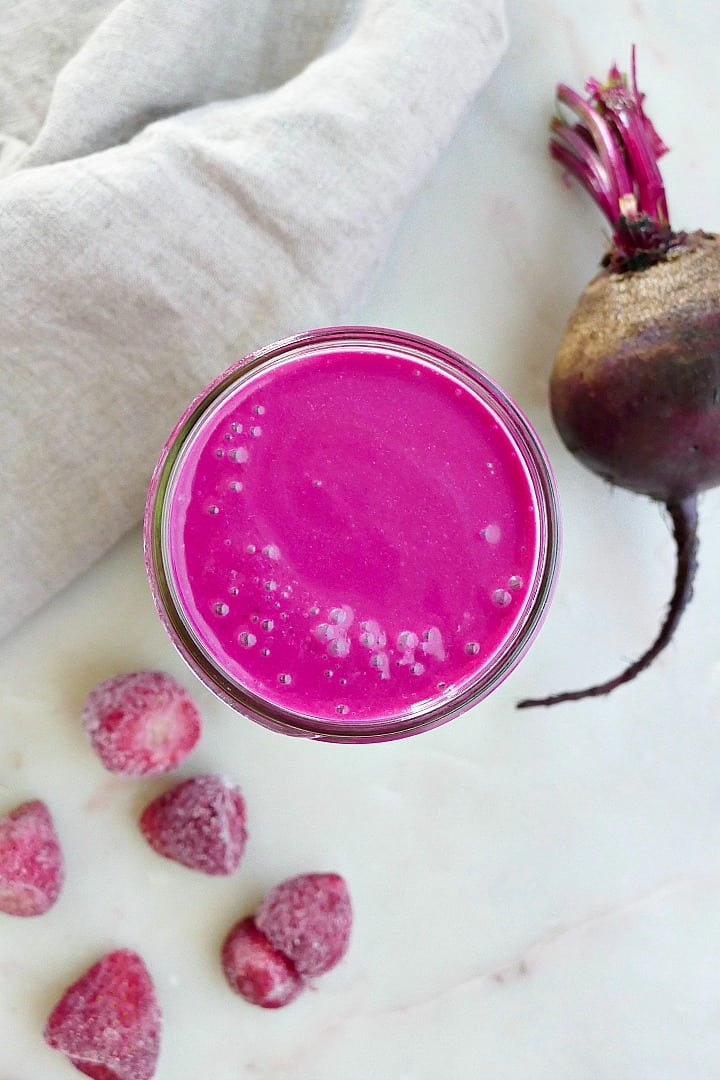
[164,344,541,723]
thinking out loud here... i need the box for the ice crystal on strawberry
[82,670,201,776]
[0,800,64,916]
[139,774,248,875]
[44,949,161,1080]
[256,872,352,978]
[221,917,304,1008]
[222,872,352,1007]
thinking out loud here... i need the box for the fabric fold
[0,0,508,639]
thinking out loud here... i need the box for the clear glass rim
[144,326,561,742]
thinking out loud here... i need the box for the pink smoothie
[155,332,555,735]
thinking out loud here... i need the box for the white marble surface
[4,2,720,1077]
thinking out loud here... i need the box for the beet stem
[549,52,675,270]
[517,496,699,708]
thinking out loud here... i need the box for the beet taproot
[518,55,720,708]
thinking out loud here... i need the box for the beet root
[518,496,699,708]
[518,233,720,708]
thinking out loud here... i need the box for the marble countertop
[4,2,720,1077]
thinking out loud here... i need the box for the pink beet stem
[554,82,632,209]
[549,50,675,268]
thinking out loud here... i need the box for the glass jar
[144,326,560,741]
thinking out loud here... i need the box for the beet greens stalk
[518,52,720,709]
[549,53,679,271]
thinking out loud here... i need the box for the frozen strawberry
[0,800,64,916]
[82,670,201,776]
[221,917,304,1008]
[139,774,248,875]
[255,872,352,978]
[44,949,161,1080]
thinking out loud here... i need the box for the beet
[518,56,720,708]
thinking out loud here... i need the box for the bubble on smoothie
[261,648,271,656]
[359,631,375,648]
[397,630,419,650]
[230,447,249,463]
[261,619,274,632]
[229,586,239,596]
[492,589,512,607]
[312,479,323,487]
[420,627,446,661]
[230,422,243,433]
[208,504,220,516]
[309,606,320,616]
[278,674,292,685]
[360,620,386,648]
[370,653,390,679]
[246,544,257,554]
[329,638,350,659]
[324,669,334,678]
[229,480,243,492]
[481,523,501,544]
[215,447,225,458]
[329,607,351,625]
[315,624,334,643]
[262,545,281,561]
[508,575,524,591]
[238,632,257,648]
[253,405,266,416]
[249,426,262,437]
[410,662,425,675]
[264,580,277,592]
[214,602,230,617]
[465,641,481,655]
[336,704,349,715]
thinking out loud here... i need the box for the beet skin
[551,231,720,502]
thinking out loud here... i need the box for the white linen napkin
[0,0,507,639]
